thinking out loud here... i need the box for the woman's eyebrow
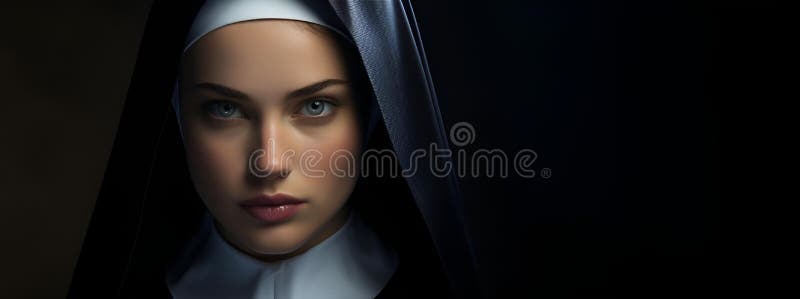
[194,82,250,100]
[193,79,347,101]
[288,79,348,99]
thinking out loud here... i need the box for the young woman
[68,1,480,298]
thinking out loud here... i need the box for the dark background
[0,1,153,298]
[0,0,778,298]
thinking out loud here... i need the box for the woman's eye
[206,101,244,119]
[298,99,334,117]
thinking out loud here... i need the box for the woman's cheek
[321,127,360,176]
[187,135,246,204]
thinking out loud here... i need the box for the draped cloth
[67,1,481,298]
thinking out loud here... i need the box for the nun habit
[67,1,481,298]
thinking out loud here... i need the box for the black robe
[67,1,480,298]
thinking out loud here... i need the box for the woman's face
[179,20,362,258]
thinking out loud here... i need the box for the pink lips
[239,193,306,224]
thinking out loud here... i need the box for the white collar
[167,211,397,299]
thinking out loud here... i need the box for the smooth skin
[179,20,362,263]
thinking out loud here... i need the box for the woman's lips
[239,193,306,224]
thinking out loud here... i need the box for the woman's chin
[242,225,313,256]
[251,242,306,257]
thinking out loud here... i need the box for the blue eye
[207,101,243,119]
[299,99,334,117]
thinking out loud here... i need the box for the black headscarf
[68,1,481,298]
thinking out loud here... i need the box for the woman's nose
[249,120,293,180]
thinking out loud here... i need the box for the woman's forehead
[181,20,350,95]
